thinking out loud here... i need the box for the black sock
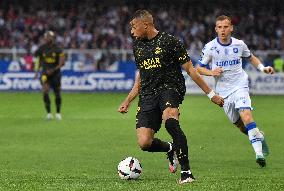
[165,118,190,171]
[43,93,51,113]
[54,90,61,113]
[146,138,170,152]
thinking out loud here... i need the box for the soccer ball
[117,157,142,180]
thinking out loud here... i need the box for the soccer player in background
[34,31,65,120]
[118,10,224,184]
[197,15,274,167]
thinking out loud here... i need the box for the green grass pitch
[0,92,283,190]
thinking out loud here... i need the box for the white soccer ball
[117,157,142,180]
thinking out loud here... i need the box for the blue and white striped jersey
[199,37,251,98]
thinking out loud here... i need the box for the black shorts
[136,89,183,133]
[41,73,61,89]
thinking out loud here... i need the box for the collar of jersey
[142,31,160,42]
[217,37,232,46]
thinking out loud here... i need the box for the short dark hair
[216,15,232,24]
[133,9,153,23]
[133,10,151,18]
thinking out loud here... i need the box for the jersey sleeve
[171,37,191,65]
[241,40,251,58]
[198,44,212,67]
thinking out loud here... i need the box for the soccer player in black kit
[118,10,224,184]
[34,31,65,120]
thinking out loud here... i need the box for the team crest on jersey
[233,48,238,53]
[155,47,162,54]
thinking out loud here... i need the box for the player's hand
[263,66,274,74]
[212,67,223,76]
[211,95,224,107]
[118,101,130,114]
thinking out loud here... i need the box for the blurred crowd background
[0,0,283,72]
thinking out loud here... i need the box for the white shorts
[223,88,253,123]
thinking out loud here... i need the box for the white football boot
[46,113,53,120]
[55,113,62,120]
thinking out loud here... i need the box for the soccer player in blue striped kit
[197,15,274,167]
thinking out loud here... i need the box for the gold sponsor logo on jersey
[140,57,161,70]
[45,57,56,63]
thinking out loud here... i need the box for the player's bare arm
[34,57,42,79]
[182,61,224,107]
[118,71,141,113]
[196,65,223,77]
[55,54,65,70]
[249,54,274,74]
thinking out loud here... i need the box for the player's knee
[42,83,49,92]
[241,113,253,124]
[162,108,179,121]
[54,87,61,95]
[43,91,48,96]
[42,88,48,94]
[55,91,61,99]
[137,137,152,151]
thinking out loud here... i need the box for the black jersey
[35,44,64,75]
[133,32,190,100]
